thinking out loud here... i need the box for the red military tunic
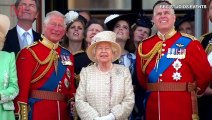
[136,29,211,120]
[15,37,76,120]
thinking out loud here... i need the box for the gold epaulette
[16,42,39,60]
[199,32,212,43]
[142,34,154,42]
[26,41,38,49]
[205,43,212,55]
[181,33,197,41]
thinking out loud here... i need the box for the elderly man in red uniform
[136,1,211,120]
[15,11,76,120]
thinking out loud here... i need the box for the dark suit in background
[2,26,41,55]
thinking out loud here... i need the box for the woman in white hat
[0,14,19,120]
[75,31,134,120]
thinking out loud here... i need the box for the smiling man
[14,11,76,120]
[3,0,41,55]
[136,1,211,120]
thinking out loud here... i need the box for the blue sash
[148,36,191,83]
[143,36,191,112]
[28,48,70,120]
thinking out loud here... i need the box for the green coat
[0,51,19,120]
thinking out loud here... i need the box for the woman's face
[133,26,150,43]
[95,42,113,64]
[86,24,104,44]
[66,21,84,42]
[113,20,130,41]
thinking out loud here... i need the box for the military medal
[170,48,175,58]
[172,72,182,81]
[61,55,73,66]
[167,48,171,58]
[172,59,182,71]
[64,56,72,66]
[172,59,182,81]
[181,49,186,59]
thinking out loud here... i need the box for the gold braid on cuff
[18,102,28,120]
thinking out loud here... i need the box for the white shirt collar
[16,25,33,37]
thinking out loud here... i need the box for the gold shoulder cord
[28,48,58,83]
[205,43,212,55]
[138,41,163,73]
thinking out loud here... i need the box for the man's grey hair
[43,11,66,27]
[153,1,175,16]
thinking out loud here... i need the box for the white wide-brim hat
[86,31,121,63]
[0,14,10,41]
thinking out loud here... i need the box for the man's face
[209,1,212,22]
[15,0,38,22]
[43,16,66,43]
[153,4,176,34]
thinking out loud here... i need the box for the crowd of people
[0,0,212,120]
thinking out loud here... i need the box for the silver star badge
[172,59,182,71]
[172,72,182,81]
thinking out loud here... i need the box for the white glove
[97,113,115,120]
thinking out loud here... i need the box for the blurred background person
[132,15,153,49]
[79,10,92,24]
[198,0,212,120]
[85,19,105,47]
[3,0,41,55]
[0,14,19,120]
[104,13,137,74]
[62,11,87,55]
[200,0,212,54]
[131,14,153,120]
[62,10,86,90]
[76,31,134,120]
[175,11,194,36]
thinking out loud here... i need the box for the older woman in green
[0,14,19,120]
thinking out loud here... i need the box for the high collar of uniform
[157,28,176,41]
[40,35,59,50]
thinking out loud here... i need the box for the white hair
[153,3,175,16]
[43,11,66,26]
